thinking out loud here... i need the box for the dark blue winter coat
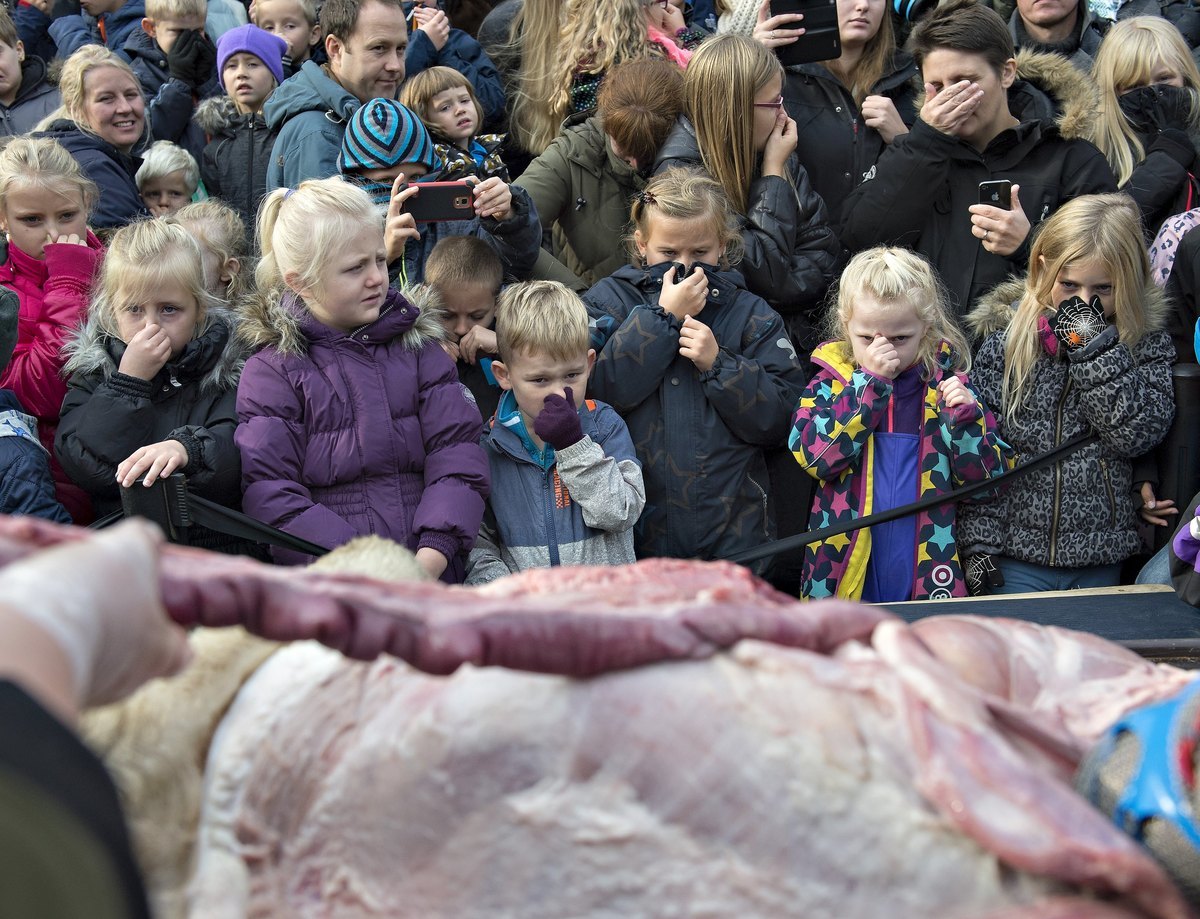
[35,119,149,230]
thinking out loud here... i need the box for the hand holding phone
[754,0,805,49]
[768,0,840,66]
[471,176,513,221]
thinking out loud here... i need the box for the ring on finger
[984,228,990,241]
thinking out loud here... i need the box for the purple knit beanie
[217,24,288,87]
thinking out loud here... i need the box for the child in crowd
[235,177,490,581]
[251,0,321,79]
[583,166,806,566]
[338,98,540,287]
[410,234,504,419]
[403,0,505,131]
[400,65,509,182]
[175,198,252,302]
[0,7,61,138]
[136,139,201,216]
[0,285,72,523]
[55,218,246,550]
[1090,17,1200,238]
[196,23,286,238]
[790,247,1012,602]
[126,0,220,158]
[467,280,645,583]
[47,0,147,62]
[962,193,1176,594]
[0,136,104,523]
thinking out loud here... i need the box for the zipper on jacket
[1100,458,1116,531]
[1047,378,1072,566]
[543,469,560,566]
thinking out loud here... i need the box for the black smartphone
[770,0,841,67]
[403,181,475,222]
[978,179,1012,210]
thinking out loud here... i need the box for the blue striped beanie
[338,98,442,173]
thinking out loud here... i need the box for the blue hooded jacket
[264,60,361,190]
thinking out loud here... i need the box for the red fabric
[0,232,104,523]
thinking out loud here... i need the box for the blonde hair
[135,140,200,194]
[511,0,652,155]
[824,8,896,107]
[255,176,379,302]
[253,0,317,26]
[830,246,970,377]
[144,0,206,20]
[628,166,744,268]
[0,136,99,223]
[496,280,590,363]
[684,33,782,215]
[1002,193,1150,419]
[0,7,18,48]
[400,66,484,143]
[176,199,251,302]
[1090,17,1200,186]
[57,46,143,138]
[89,218,219,342]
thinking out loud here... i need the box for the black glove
[965,553,1004,597]
[167,29,216,90]
[1048,295,1109,354]
[1148,128,1196,170]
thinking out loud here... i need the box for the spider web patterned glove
[965,553,1005,597]
[1048,295,1111,355]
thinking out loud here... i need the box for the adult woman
[508,0,692,157]
[35,45,149,231]
[1090,16,1200,238]
[753,0,918,229]
[520,56,685,288]
[654,32,840,352]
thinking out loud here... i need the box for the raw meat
[0,516,1193,918]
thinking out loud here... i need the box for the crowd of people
[0,0,1198,603]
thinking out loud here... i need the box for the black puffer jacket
[55,306,246,524]
[783,51,918,231]
[840,51,1117,317]
[196,96,278,241]
[959,278,1176,568]
[653,116,841,353]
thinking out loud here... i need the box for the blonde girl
[400,65,510,182]
[962,192,1176,594]
[1090,17,1200,235]
[582,166,806,566]
[176,199,252,304]
[0,135,103,523]
[656,32,840,351]
[510,0,681,156]
[37,45,149,230]
[791,247,1011,602]
[56,219,247,548]
[235,177,489,581]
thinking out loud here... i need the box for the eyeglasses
[753,94,785,109]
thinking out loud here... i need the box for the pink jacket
[0,232,104,522]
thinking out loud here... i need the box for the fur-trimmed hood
[967,274,1172,341]
[63,304,246,393]
[195,95,260,138]
[911,49,1099,142]
[239,286,446,358]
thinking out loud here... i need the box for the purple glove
[533,388,584,450]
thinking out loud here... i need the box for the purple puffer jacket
[235,287,489,581]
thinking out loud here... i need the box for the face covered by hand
[1118,84,1198,135]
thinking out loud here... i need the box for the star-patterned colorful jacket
[584,261,808,566]
[790,339,1013,601]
